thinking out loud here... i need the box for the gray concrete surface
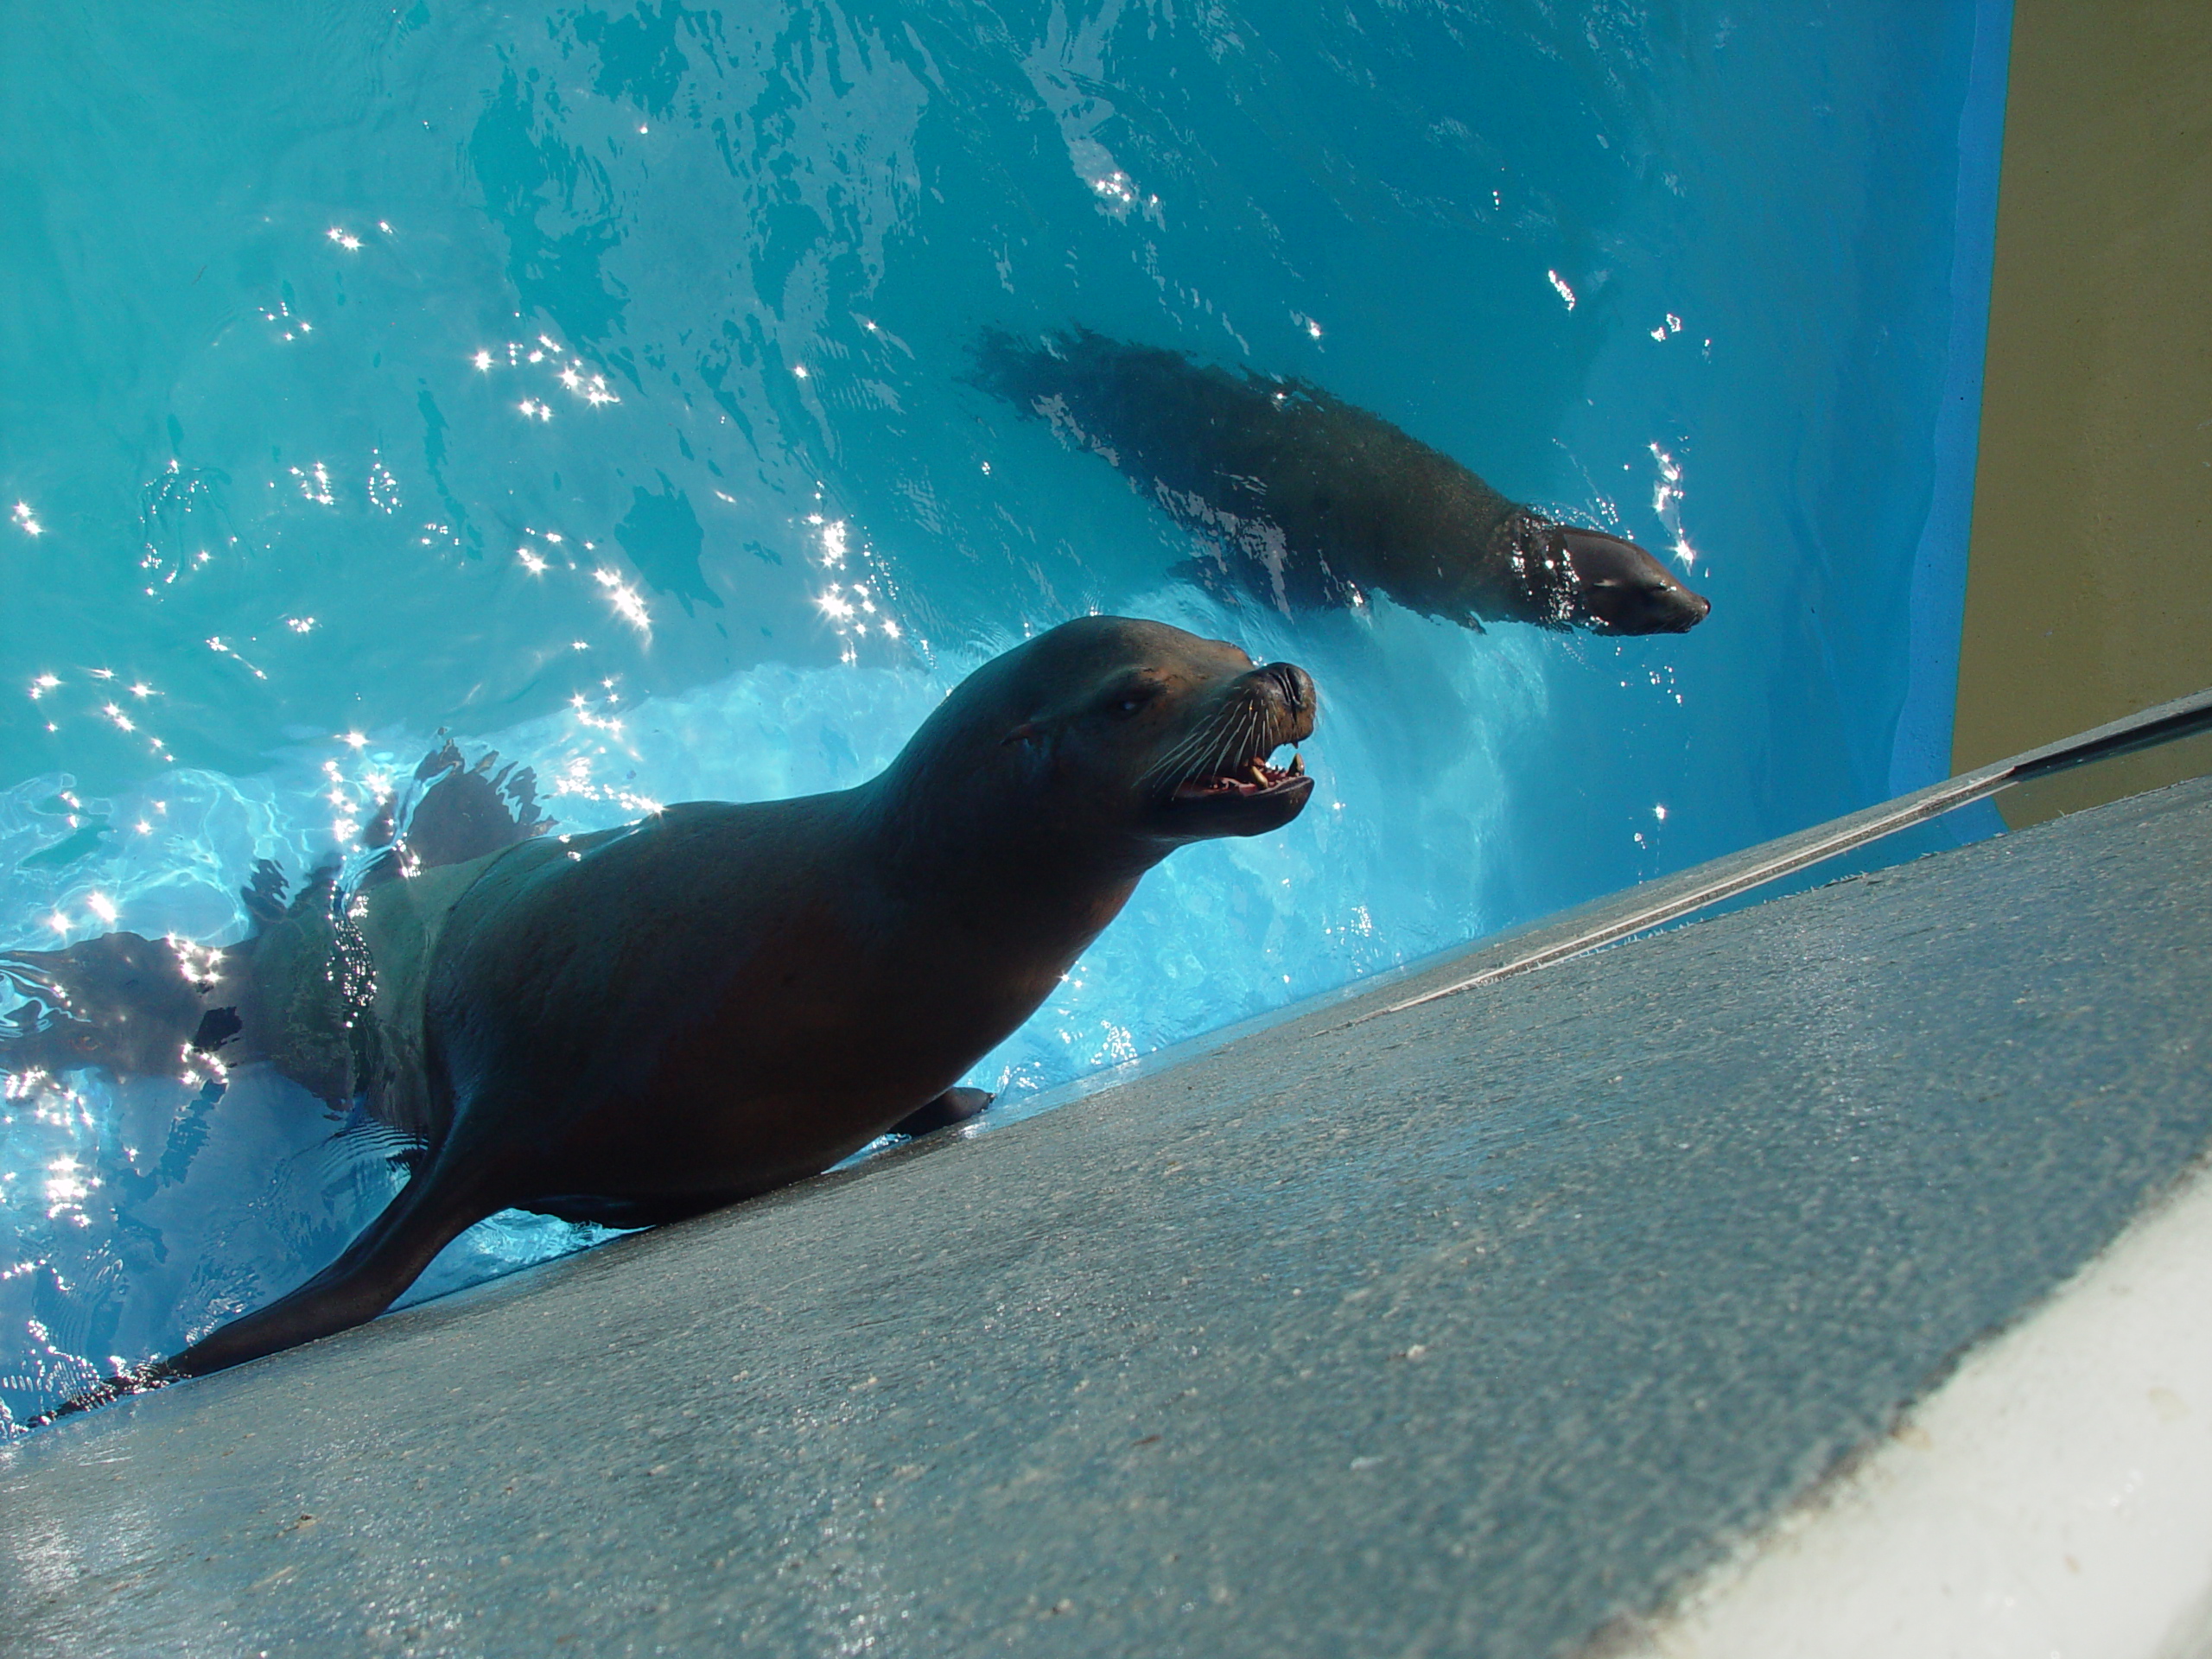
[3,776,2209,1657]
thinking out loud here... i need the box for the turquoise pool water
[0,0,2005,1428]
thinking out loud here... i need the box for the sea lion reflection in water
[27,618,1316,1414]
[978,329,1712,635]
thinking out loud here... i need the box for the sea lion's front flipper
[891,1087,995,1138]
[168,1151,499,1381]
[29,1158,491,1424]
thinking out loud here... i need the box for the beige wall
[1955,0,2212,823]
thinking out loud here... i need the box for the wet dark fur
[976,329,1711,635]
[29,619,1317,1415]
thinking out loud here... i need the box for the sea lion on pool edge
[976,329,1711,635]
[39,617,1316,1416]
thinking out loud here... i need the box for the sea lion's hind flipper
[240,858,290,929]
[486,760,551,838]
[189,1004,244,1055]
[0,931,215,1079]
[392,741,557,874]
[891,1087,995,1138]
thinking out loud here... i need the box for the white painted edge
[1614,1155,2212,1659]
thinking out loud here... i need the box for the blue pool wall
[1,1,2013,1426]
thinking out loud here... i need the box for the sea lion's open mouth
[1171,749,1307,801]
[1143,661,1318,836]
[1154,741,1315,837]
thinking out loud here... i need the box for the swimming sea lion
[37,617,1317,1414]
[976,329,1712,635]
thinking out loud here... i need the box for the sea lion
[35,617,1317,1414]
[976,329,1712,635]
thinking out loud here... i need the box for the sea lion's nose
[1262,662,1314,713]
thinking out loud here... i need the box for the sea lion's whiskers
[1141,727,1219,797]
[1137,723,1214,794]
[1186,700,1265,795]
[1187,700,1255,787]
[1234,695,1278,763]
[1139,664,1306,803]
[1186,710,1236,781]
[1165,708,1233,776]
[1139,694,1252,793]
[1222,702,1265,779]
[1241,695,1274,759]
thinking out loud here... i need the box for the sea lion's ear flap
[1001,721,1042,747]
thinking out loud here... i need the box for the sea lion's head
[882,617,1317,868]
[1550,525,1712,634]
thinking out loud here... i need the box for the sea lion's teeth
[1249,761,1269,785]
[1290,753,1304,775]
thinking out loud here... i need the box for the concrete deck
[1624,1144,2212,1659]
[3,775,2208,1656]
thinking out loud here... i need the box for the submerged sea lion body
[978,329,1711,635]
[0,742,554,1139]
[35,618,1316,1409]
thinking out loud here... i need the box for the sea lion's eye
[1107,683,1158,717]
